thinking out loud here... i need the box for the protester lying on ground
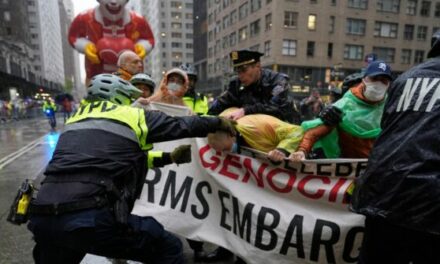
[290,60,393,161]
[208,107,304,162]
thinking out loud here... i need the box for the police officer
[350,31,440,263]
[130,73,156,99]
[208,50,297,123]
[28,74,236,264]
[180,63,209,115]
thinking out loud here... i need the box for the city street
[0,117,233,264]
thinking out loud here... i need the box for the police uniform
[208,50,298,124]
[28,99,230,263]
[183,89,209,115]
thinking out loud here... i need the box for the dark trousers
[29,208,183,264]
[359,216,440,264]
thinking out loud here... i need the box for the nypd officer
[28,74,236,264]
[208,50,297,123]
[351,31,440,263]
[180,63,209,115]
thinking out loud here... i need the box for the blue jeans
[29,208,183,264]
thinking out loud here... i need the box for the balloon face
[98,0,127,16]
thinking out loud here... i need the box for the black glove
[217,117,237,136]
[170,145,192,164]
[318,106,343,126]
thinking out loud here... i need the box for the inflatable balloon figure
[68,0,154,83]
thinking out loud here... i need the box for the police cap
[230,50,264,68]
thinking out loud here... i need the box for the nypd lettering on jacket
[397,78,440,112]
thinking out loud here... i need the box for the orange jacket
[298,83,377,158]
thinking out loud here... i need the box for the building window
[208,31,213,42]
[171,42,182,48]
[186,33,193,38]
[223,0,230,9]
[373,47,396,63]
[267,0,272,4]
[435,2,440,17]
[172,52,183,59]
[377,0,400,13]
[3,11,10,21]
[265,13,272,31]
[229,32,237,46]
[374,21,398,38]
[284,11,298,28]
[331,0,337,6]
[186,43,193,49]
[308,14,317,31]
[239,2,248,20]
[329,16,335,33]
[171,1,182,9]
[307,41,315,57]
[310,0,317,4]
[186,23,193,29]
[222,36,229,49]
[250,0,262,12]
[185,3,193,9]
[239,26,248,42]
[208,47,213,58]
[328,43,333,58]
[420,1,431,16]
[223,15,230,29]
[186,13,193,19]
[282,39,297,56]
[401,49,412,64]
[414,50,425,63]
[186,53,193,58]
[162,42,166,48]
[346,18,366,35]
[406,0,417,15]
[417,26,428,40]
[344,45,364,60]
[404,24,415,40]
[250,19,260,37]
[264,40,271,56]
[230,10,237,24]
[348,0,367,9]
[171,32,182,38]
[171,22,182,29]
[171,12,182,19]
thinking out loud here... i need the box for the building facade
[28,0,65,85]
[207,0,440,95]
[142,0,195,83]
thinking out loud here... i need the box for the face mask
[167,82,182,92]
[363,80,388,101]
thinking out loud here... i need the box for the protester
[350,31,440,264]
[290,60,392,160]
[147,68,189,106]
[300,88,324,121]
[113,50,143,81]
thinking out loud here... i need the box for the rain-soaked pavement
[0,117,234,264]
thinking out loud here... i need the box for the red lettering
[199,144,221,170]
[219,154,242,180]
[328,178,348,202]
[297,175,330,199]
[267,168,296,193]
[242,158,266,188]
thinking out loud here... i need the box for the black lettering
[310,219,340,263]
[280,215,305,258]
[159,170,193,213]
[300,163,314,175]
[355,162,368,178]
[343,226,364,263]
[232,196,254,243]
[335,163,353,177]
[191,181,212,220]
[317,163,332,176]
[76,104,87,116]
[218,190,232,231]
[255,207,280,251]
[88,100,102,113]
[101,101,118,112]
[284,160,298,172]
[144,168,162,203]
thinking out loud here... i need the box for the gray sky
[72,1,98,81]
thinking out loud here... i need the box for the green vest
[183,94,209,115]
[67,100,151,151]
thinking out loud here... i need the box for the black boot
[204,247,233,262]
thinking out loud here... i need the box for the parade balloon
[96,37,135,65]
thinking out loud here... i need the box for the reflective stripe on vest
[66,101,152,150]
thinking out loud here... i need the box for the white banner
[133,137,367,264]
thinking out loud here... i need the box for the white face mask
[167,82,182,92]
[363,80,389,101]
